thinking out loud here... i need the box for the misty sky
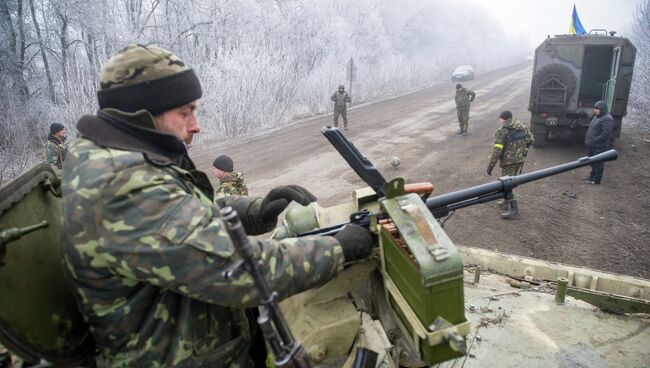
[467,0,642,49]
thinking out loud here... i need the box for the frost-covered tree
[0,0,528,183]
[630,0,650,130]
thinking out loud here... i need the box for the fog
[468,0,642,48]
[0,0,647,182]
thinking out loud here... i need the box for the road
[191,62,650,279]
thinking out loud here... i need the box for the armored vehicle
[528,30,636,146]
[1,132,648,367]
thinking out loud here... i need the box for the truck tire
[531,64,577,108]
[530,122,549,147]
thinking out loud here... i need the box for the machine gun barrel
[426,149,618,218]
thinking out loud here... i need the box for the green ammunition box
[379,193,468,364]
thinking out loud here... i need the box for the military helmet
[338,84,345,90]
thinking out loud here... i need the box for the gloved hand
[486,165,494,176]
[334,224,375,263]
[261,185,317,225]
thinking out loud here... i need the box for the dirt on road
[192,62,650,279]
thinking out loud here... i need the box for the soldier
[331,84,351,130]
[583,100,614,185]
[60,44,375,367]
[486,111,534,219]
[454,84,476,135]
[45,123,68,169]
[213,154,249,196]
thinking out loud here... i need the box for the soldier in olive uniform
[45,123,68,169]
[486,111,534,219]
[331,84,351,130]
[60,45,375,367]
[454,84,476,135]
[213,154,249,196]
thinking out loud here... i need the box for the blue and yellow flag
[569,4,587,35]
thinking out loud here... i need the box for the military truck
[1,131,649,367]
[528,30,636,146]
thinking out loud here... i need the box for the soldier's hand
[261,185,317,225]
[334,224,375,263]
[486,166,493,176]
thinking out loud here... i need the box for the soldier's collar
[77,109,189,166]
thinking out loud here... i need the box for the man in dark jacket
[584,100,614,184]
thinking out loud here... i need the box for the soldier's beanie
[49,123,65,135]
[456,84,462,89]
[97,44,202,115]
[212,155,234,172]
[499,110,513,120]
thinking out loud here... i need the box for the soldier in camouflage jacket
[331,85,351,129]
[45,123,68,169]
[61,45,375,367]
[454,84,476,135]
[212,155,249,196]
[486,111,534,219]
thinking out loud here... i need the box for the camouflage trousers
[501,163,524,201]
[456,107,470,133]
[334,108,348,128]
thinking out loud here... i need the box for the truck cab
[528,30,636,146]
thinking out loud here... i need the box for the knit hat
[97,44,202,115]
[50,123,65,135]
[499,111,513,120]
[456,84,462,89]
[212,155,233,172]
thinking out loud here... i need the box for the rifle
[220,207,311,368]
[300,127,618,236]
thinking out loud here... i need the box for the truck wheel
[531,123,549,147]
[531,64,577,108]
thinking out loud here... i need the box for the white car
[451,65,474,82]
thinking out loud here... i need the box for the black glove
[334,224,375,263]
[261,185,317,225]
[486,165,494,176]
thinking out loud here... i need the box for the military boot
[501,200,519,219]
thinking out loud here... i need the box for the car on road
[451,65,474,81]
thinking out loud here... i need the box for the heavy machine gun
[298,127,618,237]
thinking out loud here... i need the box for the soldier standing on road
[583,100,614,185]
[486,111,534,219]
[454,84,476,135]
[45,123,68,169]
[213,154,249,196]
[331,84,351,130]
[60,44,375,367]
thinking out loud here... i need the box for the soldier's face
[54,129,66,138]
[154,101,200,145]
[213,168,226,179]
[594,108,600,115]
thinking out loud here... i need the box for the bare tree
[28,0,56,103]
[631,0,650,127]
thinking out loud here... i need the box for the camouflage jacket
[217,172,249,196]
[45,135,68,169]
[61,109,344,367]
[454,88,475,109]
[488,118,534,169]
[331,91,351,110]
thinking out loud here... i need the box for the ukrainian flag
[569,4,587,35]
